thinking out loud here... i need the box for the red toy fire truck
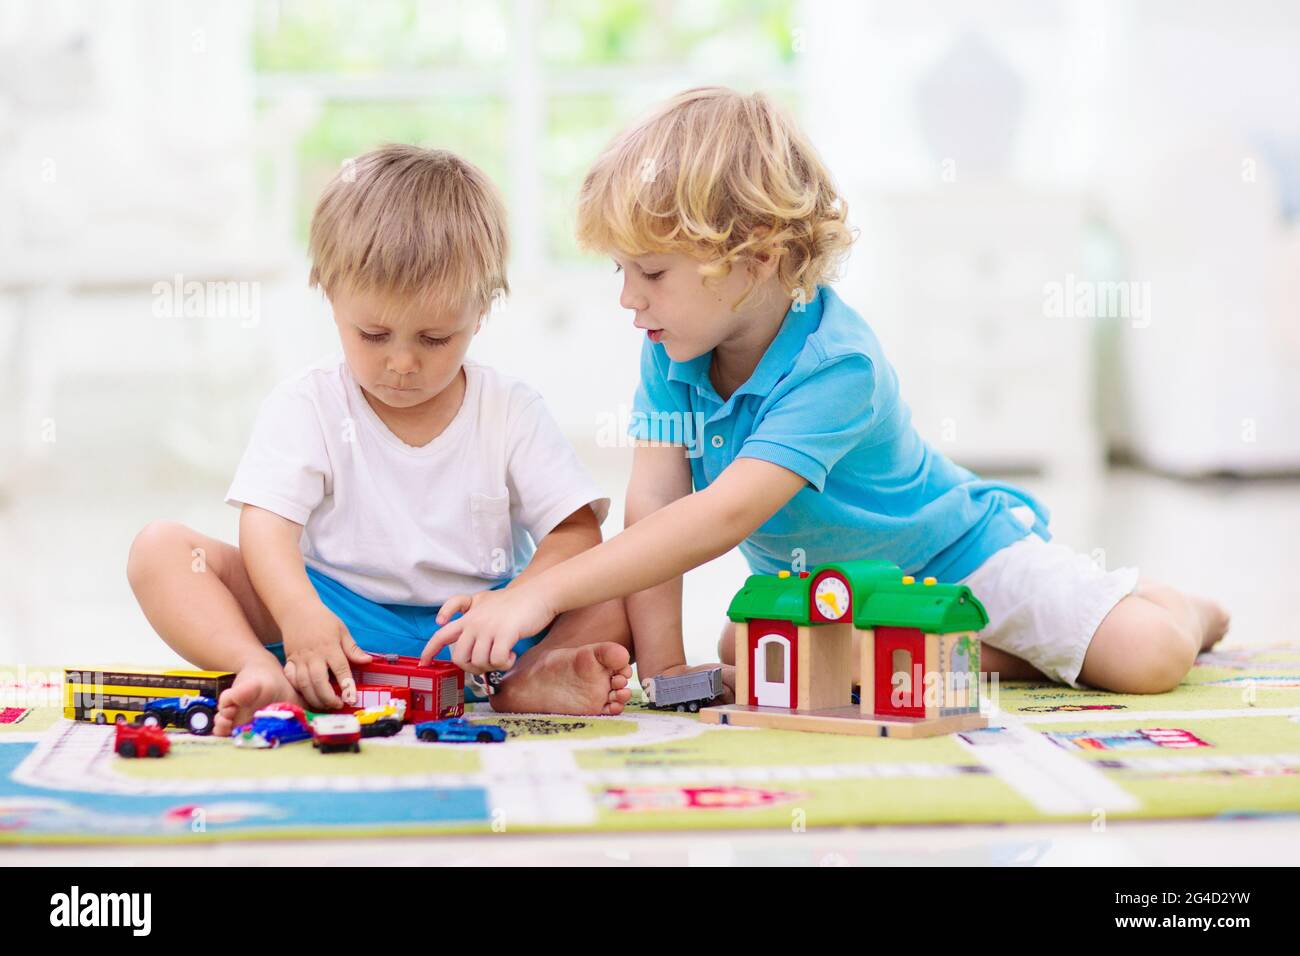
[331,654,464,724]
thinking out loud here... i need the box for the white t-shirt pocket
[470,491,514,578]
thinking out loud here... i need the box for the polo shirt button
[711,434,725,448]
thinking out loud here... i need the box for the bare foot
[1191,595,1232,652]
[215,661,305,737]
[646,662,736,705]
[490,643,633,716]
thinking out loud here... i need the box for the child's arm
[427,504,602,671]
[423,456,806,671]
[621,442,694,680]
[505,505,602,588]
[238,505,371,709]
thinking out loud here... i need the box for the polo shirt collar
[663,286,826,404]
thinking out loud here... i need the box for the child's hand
[279,602,372,711]
[421,586,555,673]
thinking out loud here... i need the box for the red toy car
[311,714,362,754]
[115,721,170,758]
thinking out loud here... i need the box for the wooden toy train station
[701,559,991,738]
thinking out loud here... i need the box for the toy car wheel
[675,703,688,712]
[115,714,128,725]
[687,701,700,713]
[419,729,439,742]
[376,719,401,737]
[269,737,282,750]
[351,742,361,754]
[117,742,137,758]
[146,744,162,758]
[184,705,214,735]
[95,713,107,725]
[477,731,495,742]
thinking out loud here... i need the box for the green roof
[727,572,812,625]
[856,584,988,632]
[816,560,904,596]
[727,559,989,634]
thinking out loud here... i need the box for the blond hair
[576,87,853,306]
[308,144,509,314]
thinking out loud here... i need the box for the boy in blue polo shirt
[425,87,1230,698]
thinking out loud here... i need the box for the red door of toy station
[874,627,925,718]
[749,619,797,708]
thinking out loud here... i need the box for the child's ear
[749,227,784,282]
[751,245,784,282]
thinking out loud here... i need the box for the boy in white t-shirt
[127,145,635,735]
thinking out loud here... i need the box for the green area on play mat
[1,645,1298,843]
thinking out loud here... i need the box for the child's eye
[613,262,623,274]
[359,331,448,347]
[643,270,665,281]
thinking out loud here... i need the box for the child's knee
[1142,621,1198,692]
[717,621,735,664]
[1085,605,1197,694]
[1134,602,1200,691]
[127,520,191,586]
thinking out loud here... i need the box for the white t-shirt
[225,352,609,607]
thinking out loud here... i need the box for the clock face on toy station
[812,573,850,622]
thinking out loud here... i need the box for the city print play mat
[1,644,1299,844]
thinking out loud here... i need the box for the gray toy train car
[641,666,725,712]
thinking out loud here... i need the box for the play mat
[2,644,1299,844]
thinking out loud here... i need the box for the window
[765,640,785,682]
[253,0,800,265]
[891,649,912,695]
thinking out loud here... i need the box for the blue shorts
[264,566,549,701]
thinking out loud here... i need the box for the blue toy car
[232,703,314,749]
[140,695,219,735]
[415,717,507,743]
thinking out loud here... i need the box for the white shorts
[956,511,1140,688]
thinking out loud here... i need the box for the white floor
[2,452,1299,864]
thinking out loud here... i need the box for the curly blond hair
[576,87,853,307]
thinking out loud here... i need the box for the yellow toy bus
[63,667,235,735]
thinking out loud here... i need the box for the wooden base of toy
[699,704,987,738]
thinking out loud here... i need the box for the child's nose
[389,350,419,375]
[619,278,647,312]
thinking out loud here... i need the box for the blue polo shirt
[627,285,1051,583]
